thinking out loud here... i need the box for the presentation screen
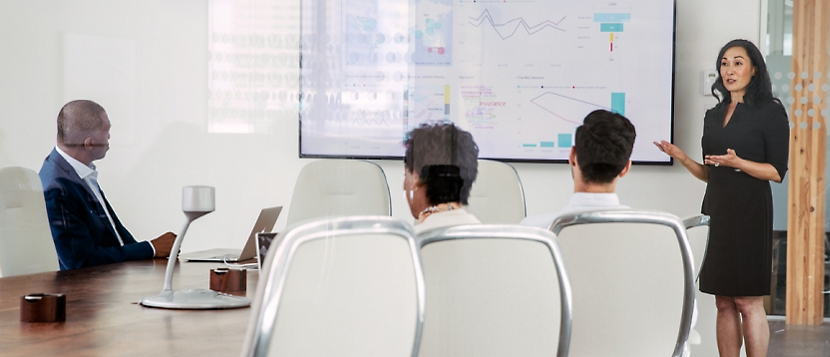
[300,0,675,163]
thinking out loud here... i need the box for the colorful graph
[468,9,566,40]
[409,0,453,66]
[461,84,501,128]
[530,92,611,124]
[531,91,625,123]
[409,86,450,122]
[595,12,629,52]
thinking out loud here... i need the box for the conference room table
[0,259,258,357]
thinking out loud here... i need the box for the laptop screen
[256,232,280,272]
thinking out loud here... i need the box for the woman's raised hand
[653,140,688,162]
[705,148,741,168]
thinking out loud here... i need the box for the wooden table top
[0,259,258,357]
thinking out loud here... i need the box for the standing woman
[655,39,789,357]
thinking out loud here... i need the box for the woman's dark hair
[404,123,479,205]
[711,39,780,107]
[419,165,463,204]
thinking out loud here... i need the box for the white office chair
[683,214,714,357]
[550,210,696,357]
[465,160,526,224]
[242,216,424,357]
[0,166,59,277]
[284,160,391,227]
[416,224,573,357]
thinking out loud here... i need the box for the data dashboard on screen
[300,0,675,163]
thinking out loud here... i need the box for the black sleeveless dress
[698,101,789,297]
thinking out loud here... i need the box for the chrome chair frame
[550,210,696,357]
[683,214,710,282]
[416,224,573,357]
[682,215,710,230]
[247,216,425,357]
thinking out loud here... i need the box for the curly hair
[404,123,479,205]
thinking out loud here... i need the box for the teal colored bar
[611,92,626,116]
[600,23,623,32]
[540,141,555,148]
[557,134,572,148]
[523,143,537,147]
[594,13,631,22]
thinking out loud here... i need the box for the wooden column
[786,0,830,326]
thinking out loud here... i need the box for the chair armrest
[683,215,710,230]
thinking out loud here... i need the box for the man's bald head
[57,100,107,147]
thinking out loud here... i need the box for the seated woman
[403,123,480,234]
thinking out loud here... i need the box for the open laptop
[179,206,282,262]
[255,232,281,272]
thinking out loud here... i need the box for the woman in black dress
[655,39,789,357]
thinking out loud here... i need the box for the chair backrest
[465,160,526,224]
[550,210,695,357]
[244,216,424,357]
[0,166,59,277]
[683,214,716,356]
[285,160,391,227]
[416,224,572,357]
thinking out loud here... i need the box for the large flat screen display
[300,0,675,163]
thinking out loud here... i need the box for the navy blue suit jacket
[39,149,153,270]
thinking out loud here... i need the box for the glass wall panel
[765,0,830,317]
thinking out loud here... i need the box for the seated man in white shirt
[522,109,699,356]
[521,109,635,229]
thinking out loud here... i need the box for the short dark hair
[574,110,636,184]
[711,39,780,107]
[404,123,479,205]
[57,100,107,146]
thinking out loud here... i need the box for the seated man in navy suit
[39,100,177,270]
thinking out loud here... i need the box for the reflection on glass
[208,0,301,134]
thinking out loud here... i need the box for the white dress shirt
[520,192,629,230]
